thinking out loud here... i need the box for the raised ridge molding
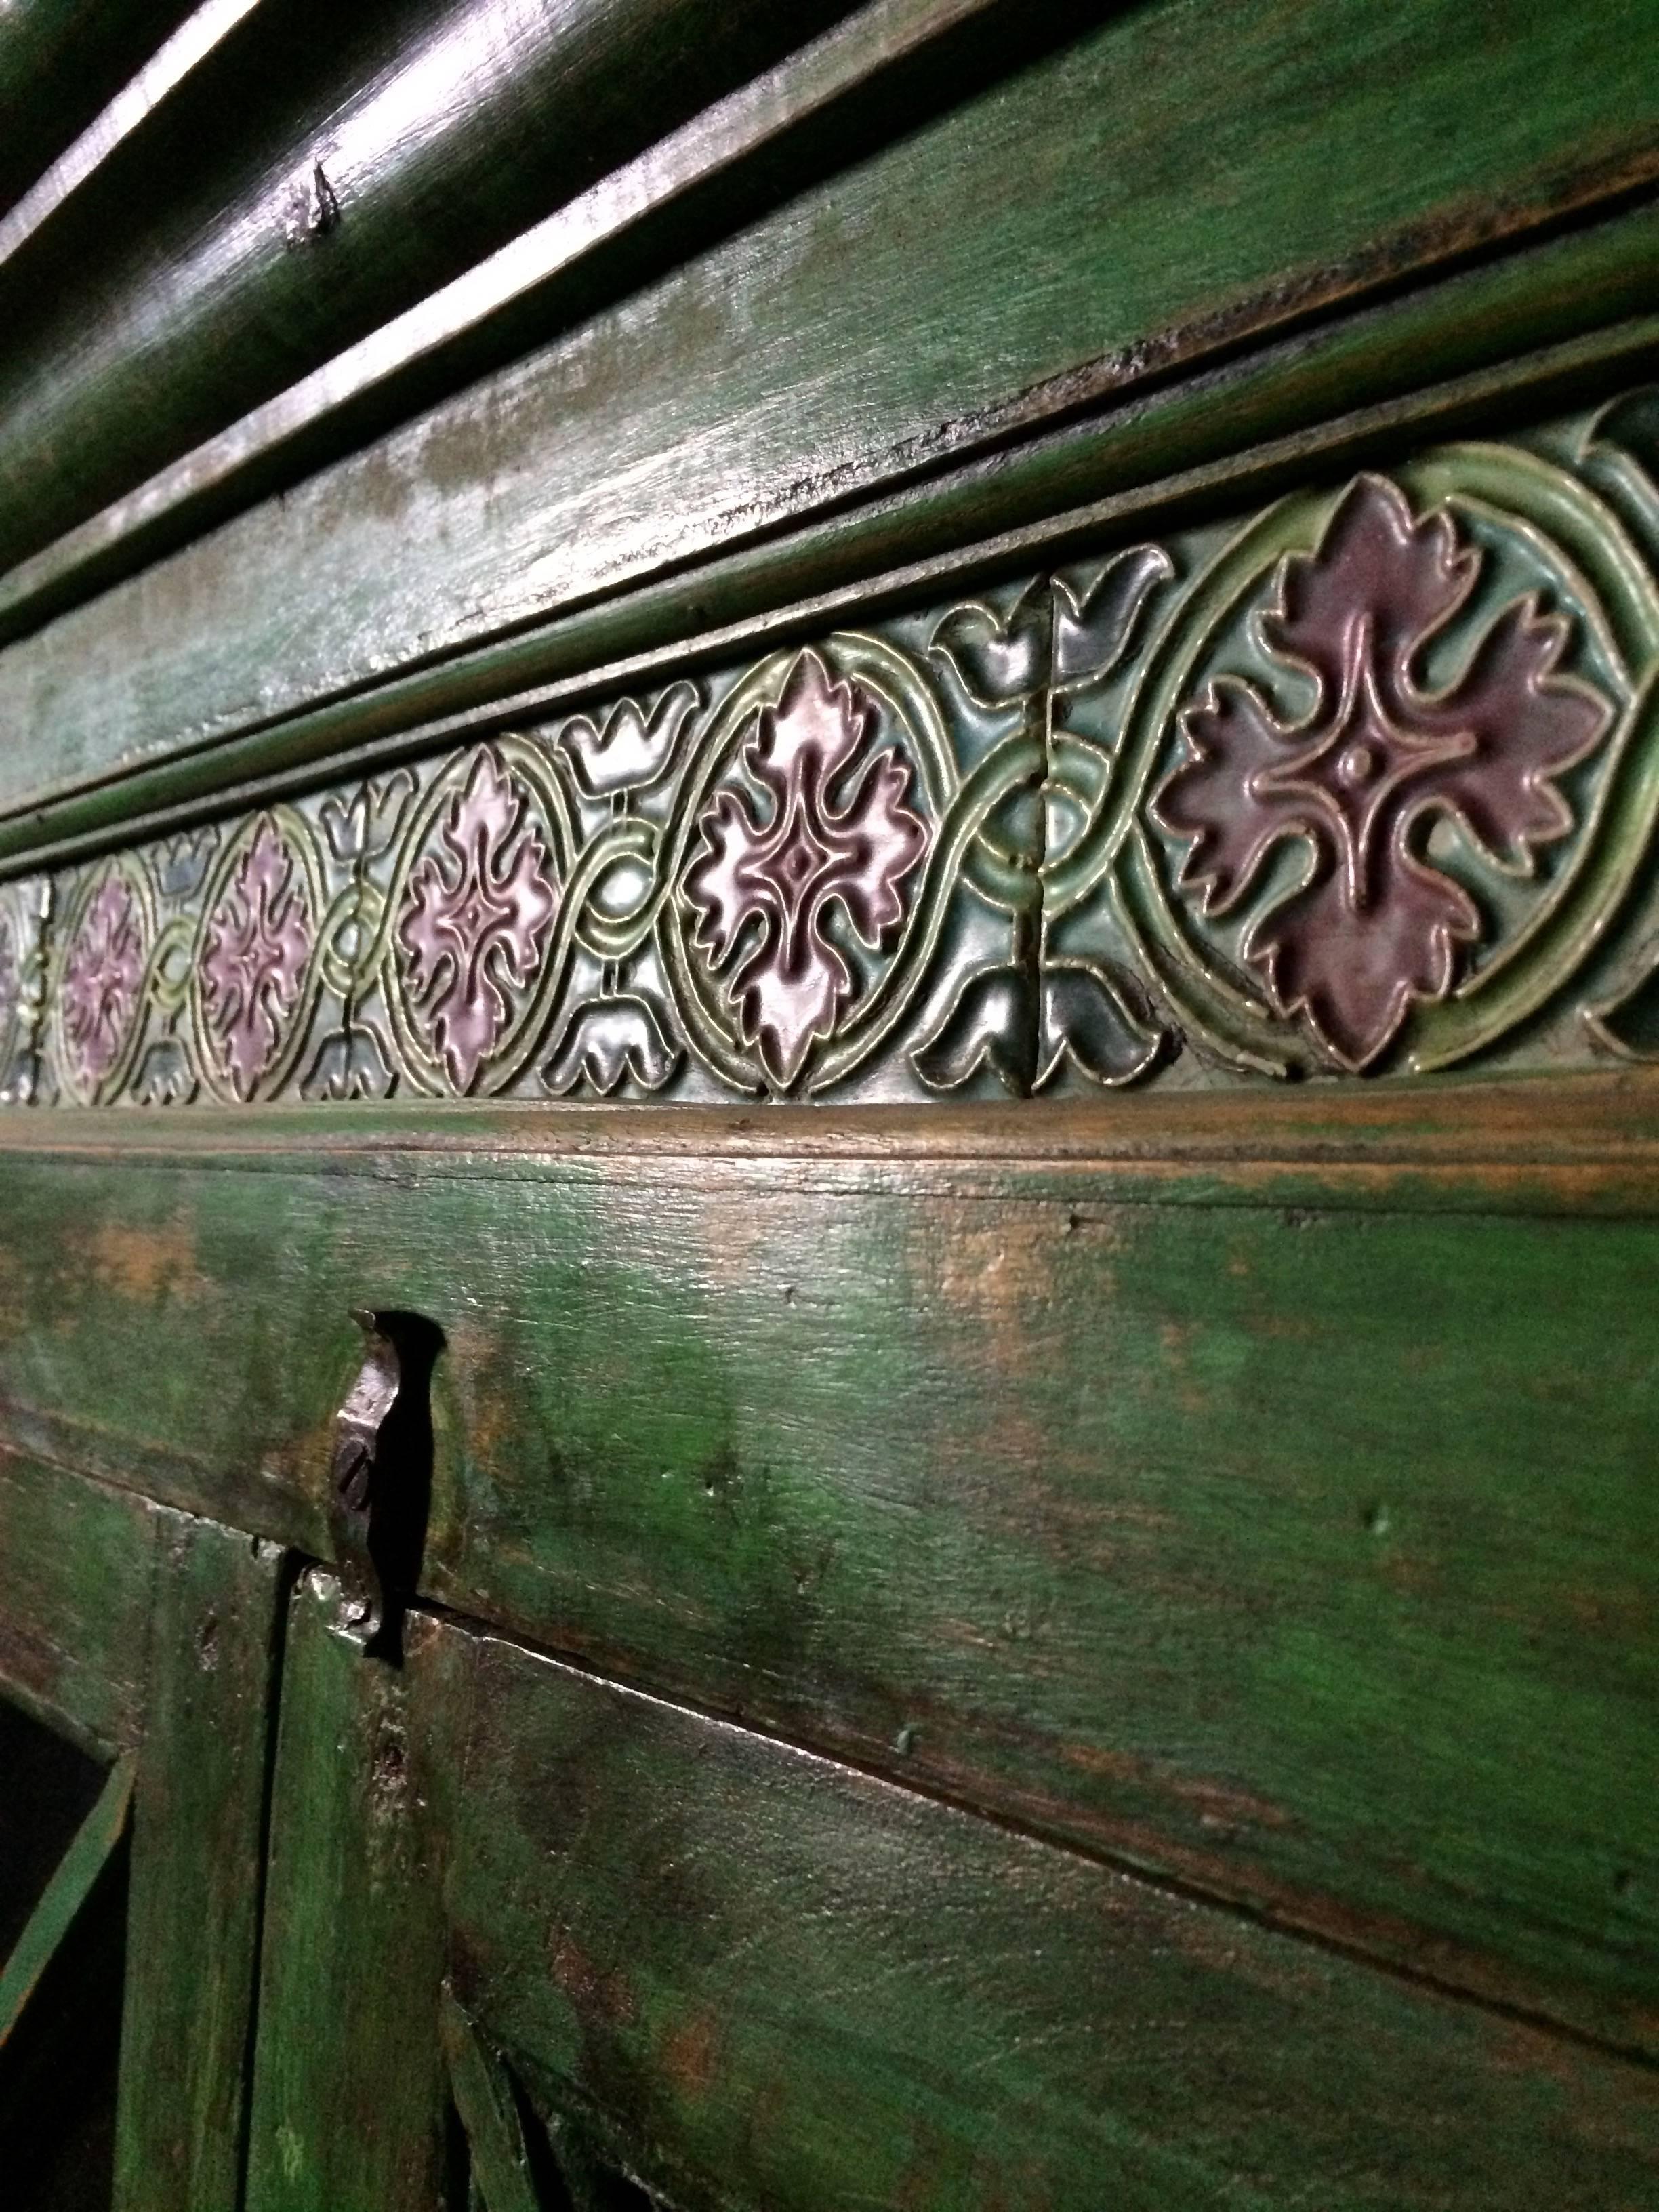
[0,0,262,276]
[0,0,1029,624]
[11,387,1659,1109]
[0,0,1656,823]
[5,205,1659,886]
[0,0,200,218]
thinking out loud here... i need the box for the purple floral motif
[61,871,148,1091]
[396,748,560,1092]
[1155,476,1613,1069]
[199,817,314,1099]
[684,650,928,1085]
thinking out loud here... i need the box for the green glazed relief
[15,386,1659,1107]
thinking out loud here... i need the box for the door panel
[0,1457,288,2212]
[244,1576,462,2212]
[249,1571,1659,2212]
[0,1100,1653,2053]
[113,1515,289,2212]
[0,1450,159,1758]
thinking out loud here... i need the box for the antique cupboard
[1,2,1657,2205]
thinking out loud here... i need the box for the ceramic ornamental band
[10,388,1659,1108]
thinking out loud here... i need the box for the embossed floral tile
[22,386,1659,1107]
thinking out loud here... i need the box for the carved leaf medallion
[396,748,560,1092]
[199,817,314,1099]
[683,651,928,1085]
[61,871,148,1092]
[1155,476,1613,1067]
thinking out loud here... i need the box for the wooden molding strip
[0,0,1012,649]
[0,0,264,274]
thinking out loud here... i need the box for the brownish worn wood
[0,1452,159,1756]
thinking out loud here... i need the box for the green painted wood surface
[7,199,1659,876]
[0,1082,1652,2055]
[0,0,859,577]
[3,0,1658,827]
[0,1452,159,1755]
[273,1587,1659,2211]
[243,1573,464,2212]
[0,1755,132,2047]
[113,1511,288,2212]
[442,1992,546,2212]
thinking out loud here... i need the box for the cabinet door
[0,1455,287,2212]
[245,1569,1659,2212]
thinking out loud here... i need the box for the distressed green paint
[9,198,1659,880]
[243,1574,462,2212]
[0,1454,159,1756]
[0,1091,1653,2051]
[4,0,1659,824]
[445,1621,1659,2211]
[442,1994,544,2212]
[113,1512,288,2212]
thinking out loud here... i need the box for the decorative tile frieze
[26,386,1659,1106]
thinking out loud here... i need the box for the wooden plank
[445,1623,1659,2211]
[0,1085,1650,2050]
[0,1451,159,1755]
[112,1510,288,2212]
[441,1993,544,2212]
[3,0,1658,821]
[0,1755,133,2045]
[0,0,264,275]
[243,1571,465,2212]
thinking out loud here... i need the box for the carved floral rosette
[659,640,956,1094]
[49,855,157,1105]
[188,808,327,1103]
[1082,444,1659,1077]
[376,737,577,1097]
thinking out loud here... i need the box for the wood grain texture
[439,1616,1659,2211]
[0,1080,1652,2051]
[2,0,1657,825]
[0,1452,159,1755]
[0,0,266,276]
[243,1572,466,2212]
[0,0,862,577]
[113,1511,288,2212]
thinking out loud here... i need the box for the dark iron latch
[329,1309,407,1653]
